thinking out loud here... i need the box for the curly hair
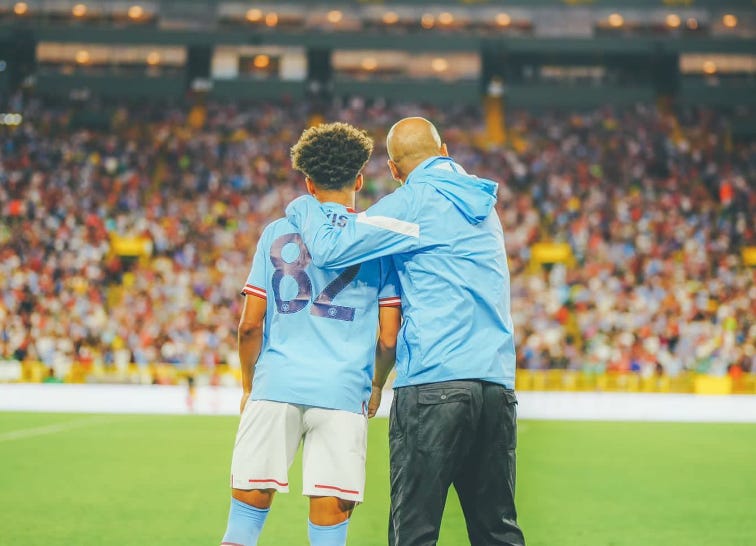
[290,122,374,191]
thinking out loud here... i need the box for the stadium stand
[0,98,753,394]
[0,0,754,394]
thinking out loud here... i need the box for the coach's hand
[368,384,382,418]
[240,392,251,414]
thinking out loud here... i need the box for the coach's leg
[389,382,476,546]
[221,489,274,546]
[307,496,355,545]
[454,384,525,546]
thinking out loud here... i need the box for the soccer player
[220,122,401,546]
[286,117,526,545]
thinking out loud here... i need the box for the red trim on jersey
[379,297,402,307]
[241,284,267,299]
[346,207,356,213]
[244,284,266,293]
[314,484,360,495]
[249,478,288,487]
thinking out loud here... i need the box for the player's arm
[238,293,266,413]
[238,230,271,414]
[368,305,401,418]
[285,188,421,269]
[369,258,402,418]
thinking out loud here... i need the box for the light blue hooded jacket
[286,156,516,389]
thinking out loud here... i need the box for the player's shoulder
[254,217,295,253]
[261,217,295,238]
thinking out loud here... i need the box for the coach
[286,117,525,546]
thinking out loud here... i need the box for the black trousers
[388,380,525,546]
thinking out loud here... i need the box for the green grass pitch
[1,411,755,545]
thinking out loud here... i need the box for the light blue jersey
[242,202,401,414]
[286,157,516,389]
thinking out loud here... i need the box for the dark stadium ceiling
[77,0,756,6]
[73,0,753,6]
[1,0,752,42]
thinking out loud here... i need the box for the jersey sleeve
[285,188,422,269]
[241,230,269,299]
[378,257,402,308]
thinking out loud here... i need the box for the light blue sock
[307,519,350,546]
[220,498,269,546]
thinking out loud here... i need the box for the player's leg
[388,382,479,546]
[453,383,525,546]
[307,496,355,546]
[222,401,304,546]
[221,492,273,546]
[302,406,367,545]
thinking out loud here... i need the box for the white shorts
[230,400,368,502]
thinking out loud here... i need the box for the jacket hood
[411,166,498,225]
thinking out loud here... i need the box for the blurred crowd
[1,97,754,381]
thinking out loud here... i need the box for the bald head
[386,117,446,182]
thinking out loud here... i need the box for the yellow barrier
[693,375,733,395]
[514,370,752,394]
[7,363,756,395]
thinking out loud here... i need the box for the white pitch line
[0,416,114,443]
